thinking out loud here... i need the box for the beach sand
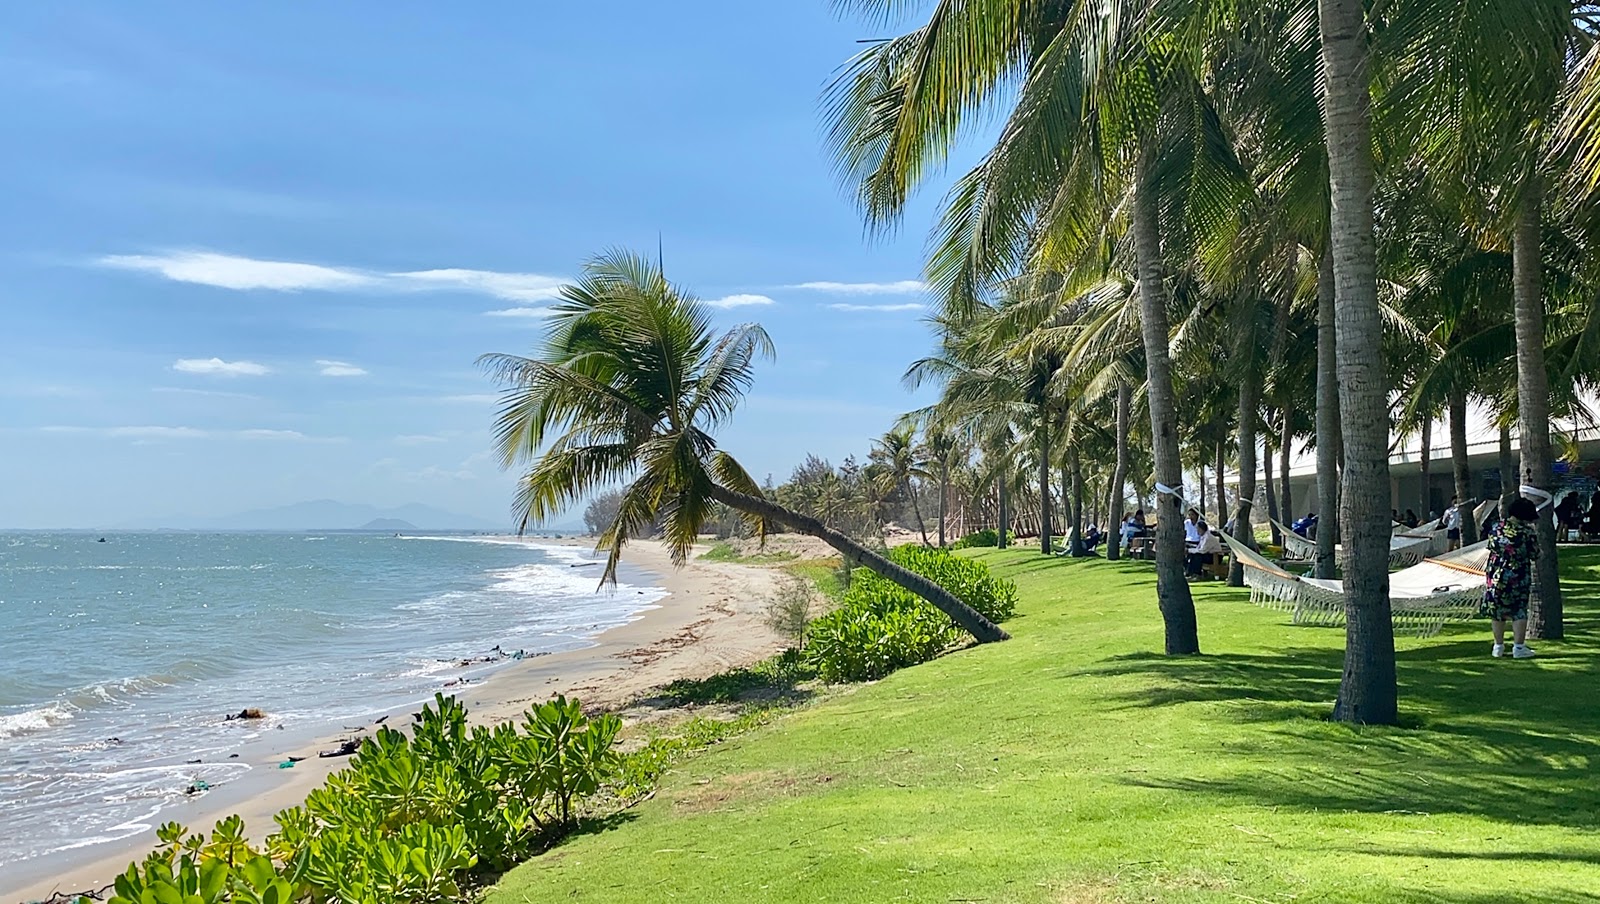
[4,538,789,902]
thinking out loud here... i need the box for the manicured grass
[488,549,1600,903]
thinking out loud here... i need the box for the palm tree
[1318,0,1398,724]
[872,424,933,546]
[480,250,1007,643]
[925,426,958,546]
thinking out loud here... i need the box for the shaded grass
[488,548,1600,903]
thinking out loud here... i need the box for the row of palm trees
[821,0,1600,723]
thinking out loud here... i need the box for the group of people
[1554,491,1600,541]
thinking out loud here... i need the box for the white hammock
[1272,518,1317,562]
[1276,518,1435,567]
[1221,534,1489,638]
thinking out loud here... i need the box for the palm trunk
[1280,414,1293,535]
[1107,380,1131,562]
[1199,465,1208,521]
[1133,154,1201,655]
[1037,418,1053,555]
[1500,422,1517,514]
[1450,384,1478,545]
[708,483,1008,642]
[937,461,949,547]
[1265,427,1281,545]
[907,478,932,547]
[1215,442,1227,530]
[1229,361,1259,587]
[1513,181,1563,639]
[1419,417,1432,519]
[1315,250,1341,579]
[997,468,1009,550]
[1071,448,1085,556]
[1320,0,1398,725]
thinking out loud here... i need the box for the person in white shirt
[1183,508,1202,546]
[1442,496,1464,551]
[1186,521,1223,577]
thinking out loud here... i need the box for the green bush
[110,694,621,904]
[805,547,1018,683]
[951,528,999,549]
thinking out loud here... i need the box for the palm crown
[479,249,772,581]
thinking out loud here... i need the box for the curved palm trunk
[1133,157,1201,655]
[1513,183,1563,639]
[1320,0,1397,725]
[1037,418,1053,555]
[708,484,1008,643]
[1315,250,1341,579]
[1107,380,1131,562]
[906,478,932,547]
[1449,383,1479,545]
[1230,362,1259,587]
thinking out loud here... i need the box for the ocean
[0,531,664,872]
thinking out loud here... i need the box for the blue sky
[0,2,978,529]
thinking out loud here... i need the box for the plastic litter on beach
[278,760,295,769]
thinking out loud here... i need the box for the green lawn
[487,549,1600,903]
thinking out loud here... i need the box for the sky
[0,2,983,529]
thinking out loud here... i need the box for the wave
[0,666,217,740]
[0,702,77,740]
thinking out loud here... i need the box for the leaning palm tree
[479,250,1007,643]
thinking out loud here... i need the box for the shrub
[764,575,816,644]
[658,649,815,706]
[112,694,621,904]
[951,528,999,549]
[805,546,1017,683]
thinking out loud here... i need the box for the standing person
[1556,491,1582,541]
[1442,496,1465,551]
[1481,497,1540,659]
[1119,512,1138,554]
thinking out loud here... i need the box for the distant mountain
[128,500,504,531]
[360,518,418,531]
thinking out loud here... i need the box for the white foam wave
[0,702,76,740]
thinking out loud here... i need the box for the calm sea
[0,532,663,870]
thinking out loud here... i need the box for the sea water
[0,532,664,871]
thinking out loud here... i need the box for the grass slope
[488,549,1600,903]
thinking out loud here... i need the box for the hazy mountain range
[118,500,510,531]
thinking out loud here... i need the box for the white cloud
[102,251,374,291]
[790,280,926,295]
[34,425,337,442]
[316,359,368,377]
[97,250,570,304]
[173,358,271,377]
[825,302,925,313]
[483,307,556,318]
[703,293,776,309]
[397,269,566,302]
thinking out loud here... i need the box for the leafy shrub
[805,547,1017,682]
[951,528,999,549]
[113,694,621,904]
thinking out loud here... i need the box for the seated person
[1183,508,1202,547]
[1186,521,1223,577]
[1083,523,1104,549]
[1401,509,1420,528]
[1291,512,1317,537]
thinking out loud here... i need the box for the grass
[487,548,1600,903]
[699,541,798,563]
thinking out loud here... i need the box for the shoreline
[3,538,789,903]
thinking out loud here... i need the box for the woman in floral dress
[1481,497,1539,659]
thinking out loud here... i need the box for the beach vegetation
[479,250,1007,644]
[763,575,817,644]
[950,528,998,549]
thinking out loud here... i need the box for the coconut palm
[871,424,934,545]
[480,250,1007,643]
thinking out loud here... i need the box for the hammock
[1274,517,1432,568]
[1221,534,1489,638]
[1474,498,1498,527]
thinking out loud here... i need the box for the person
[1119,512,1138,553]
[1186,520,1223,578]
[1132,508,1148,534]
[1481,497,1540,659]
[1442,495,1464,551]
[1083,523,1104,550]
[1401,508,1420,528]
[1557,491,1582,541]
[1584,493,1600,541]
[1291,511,1317,537]
[1183,508,1202,546]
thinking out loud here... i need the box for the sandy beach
[4,538,788,903]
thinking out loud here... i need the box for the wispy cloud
[103,252,375,291]
[33,425,338,442]
[483,307,556,319]
[704,293,776,309]
[316,359,368,377]
[173,357,271,377]
[825,302,925,313]
[789,280,926,295]
[152,387,261,400]
[97,250,568,303]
